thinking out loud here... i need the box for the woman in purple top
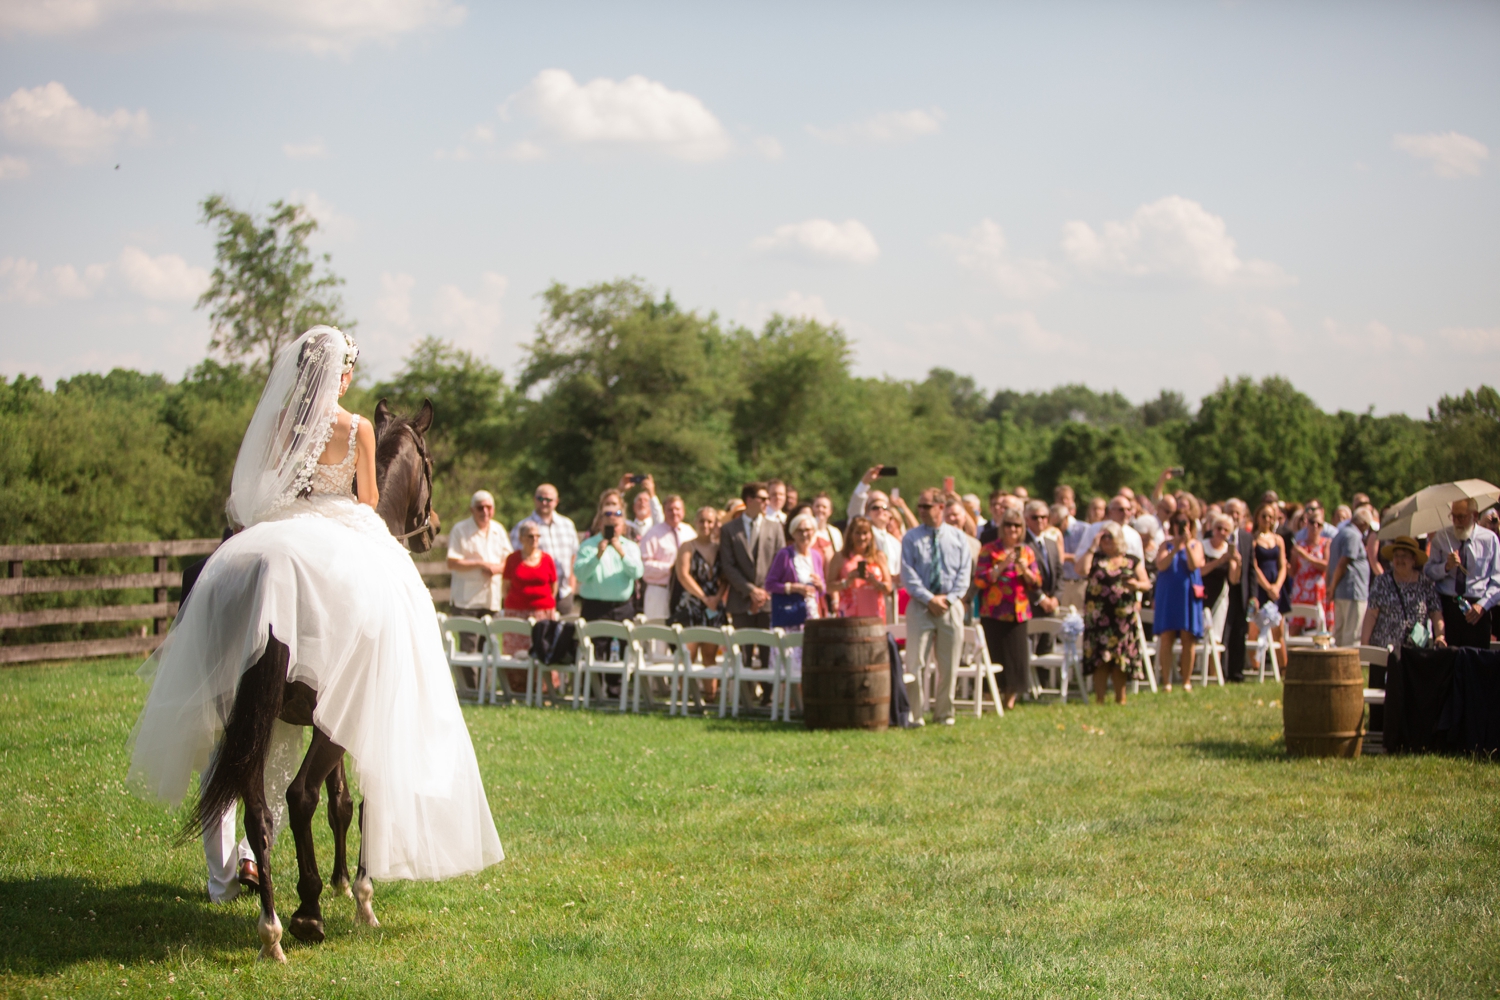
[764,512,827,625]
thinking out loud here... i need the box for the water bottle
[1459,595,1474,616]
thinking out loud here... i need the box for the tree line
[4,274,1495,553]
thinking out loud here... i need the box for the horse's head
[373,398,441,554]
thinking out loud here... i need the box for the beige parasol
[1377,479,1500,540]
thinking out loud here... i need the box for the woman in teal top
[573,504,645,672]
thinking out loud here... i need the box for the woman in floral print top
[1078,520,1151,704]
[975,511,1042,709]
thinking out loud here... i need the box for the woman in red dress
[500,520,559,691]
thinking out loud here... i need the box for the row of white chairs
[437,614,811,719]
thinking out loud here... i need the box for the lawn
[0,657,1497,999]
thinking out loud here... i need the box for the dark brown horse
[189,398,439,962]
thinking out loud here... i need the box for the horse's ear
[374,398,393,439]
[413,398,434,436]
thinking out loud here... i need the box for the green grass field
[1,657,1497,999]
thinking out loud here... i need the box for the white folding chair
[1026,617,1067,701]
[724,627,784,719]
[1246,613,1282,682]
[1357,644,1388,708]
[1286,602,1329,648]
[676,625,734,716]
[953,624,1004,716]
[439,615,493,703]
[1195,589,1228,687]
[486,617,537,705]
[574,619,634,711]
[630,622,685,713]
[1131,603,1159,693]
[777,629,805,722]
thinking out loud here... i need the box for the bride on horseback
[128,326,501,958]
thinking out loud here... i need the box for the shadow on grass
[1187,738,1286,762]
[0,875,389,974]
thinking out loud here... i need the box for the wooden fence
[1,536,454,665]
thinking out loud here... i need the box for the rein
[394,511,436,541]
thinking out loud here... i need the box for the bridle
[387,423,438,549]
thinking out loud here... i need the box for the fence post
[8,561,20,579]
[153,555,169,635]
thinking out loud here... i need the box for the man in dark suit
[718,481,782,668]
[1223,498,1254,682]
[1023,500,1062,653]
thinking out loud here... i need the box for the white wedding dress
[128,330,502,882]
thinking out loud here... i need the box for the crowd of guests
[443,467,1500,722]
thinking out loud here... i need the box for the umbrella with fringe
[1377,479,1500,540]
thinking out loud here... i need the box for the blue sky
[1,1,1497,416]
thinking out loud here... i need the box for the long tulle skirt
[127,495,503,881]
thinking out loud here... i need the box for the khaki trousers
[905,599,965,722]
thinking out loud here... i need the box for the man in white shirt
[765,479,789,525]
[621,472,664,538]
[512,483,580,615]
[446,490,512,671]
[847,467,903,578]
[638,495,697,631]
[1075,495,1145,562]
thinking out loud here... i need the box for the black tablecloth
[1384,646,1500,756]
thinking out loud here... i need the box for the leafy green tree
[1178,376,1339,503]
[1428,386,1500,486]
[1032,421,1176,502]
[985,383,1138,428]
[372,337,522,523]
[1332,410,1433,509]
[1141,389,1191,427]
[197,194,353,367]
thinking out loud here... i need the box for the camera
[877,466,898,477]
[855,562,868,579]
[630,474,646,486]
[603,524,616,541]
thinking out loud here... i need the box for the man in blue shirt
[1423,497,1500,647]
[1327,506,1371,648]
[901,487,975,727]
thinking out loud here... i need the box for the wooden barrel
[1283,647,1365,758]
[801,617,890,732]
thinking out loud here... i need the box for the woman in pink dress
[827,516,895,619]
[1287,501,1333,635]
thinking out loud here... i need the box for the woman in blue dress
[1153,510,1205,691]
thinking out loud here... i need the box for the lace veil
[226,326,359,528]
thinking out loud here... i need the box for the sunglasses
[917,502,935,509]
[535,495,557,503]
[603,510,623,518]
[867,504,889,512]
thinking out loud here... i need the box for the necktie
[929,530,944,594]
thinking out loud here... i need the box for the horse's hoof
[257,911,287,963]
[331,876,352,898]
[289,913,325,943]
[353,876,379,928]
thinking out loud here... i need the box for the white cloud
[0,154,29,179]
[1394,132,1489,179]
[1323,318,1427,355]
[0,0,466,55]
[118,247,209,302]
[1062,196,1293,288]
[751,218,880,265]
[807,108,944,144]
[282,138,327,159]
[764,291,837,326]
[50,263,109,299]
[433,272,507,350]
[752,135,784,160]
[992,311,1080,356]
[940,219,1061,299]
[0,257,42,304]
[0,82,148,163]
[1439,326,1500,352]
[289,189,357,241]
[507,69,732,162]
[376,272,415,327]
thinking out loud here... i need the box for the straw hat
[1379,535,1424,564]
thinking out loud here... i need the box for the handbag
[770,592,808,629]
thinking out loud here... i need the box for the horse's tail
[182,627,288,842]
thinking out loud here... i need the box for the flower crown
[337,330,359,373]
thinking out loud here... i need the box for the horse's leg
[243,775,284,963]
[353,799,379,928]
[326,757,353,897]
[285,728,347,944]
